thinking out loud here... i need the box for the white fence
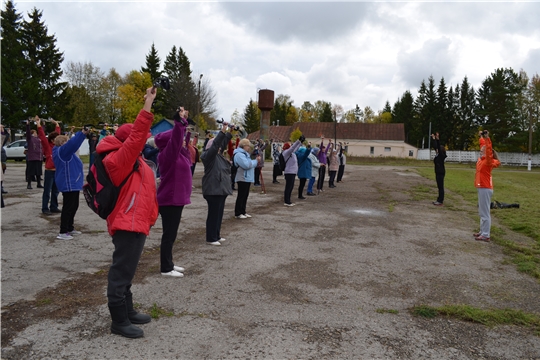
[417,149,540,167]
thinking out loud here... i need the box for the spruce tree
[1,0,26,127]
[243,99,260,134]
[163,45,197,118]
[141,43,161,81]
[20,7,66,119]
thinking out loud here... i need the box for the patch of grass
[36,298,52,306]
[376,308,399,314]
[411,304,540,333]
[149,303,174,319]
[348,156,432,167]
[416,166,540,280]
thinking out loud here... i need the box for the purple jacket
[26,123,43,161]
[317,140,330,165]
[282,140,302,175]
[155,118,192,207]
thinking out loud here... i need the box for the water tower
[257,89,274,141]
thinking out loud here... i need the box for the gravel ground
[1,161,539,359]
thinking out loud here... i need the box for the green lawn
[417,165,540,280]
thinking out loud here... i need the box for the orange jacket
[96,110,158,236]
[475,138,500,189]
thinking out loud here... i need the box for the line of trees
[238,69,539,153]
[1,1,218,134]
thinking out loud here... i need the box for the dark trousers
[272,164,281,182]
[42,169,59,212]
[337,165,345,182]
[191,163,196,176]
[231,164,238,189]
[436,173,445,203]
[235,181,251,216]
[60,191,79,234]
[159,205,184,272]
[328,171,337,187]
[284,174,296,204]
[317,166,326,190]
[254,167,261,185]
[204,195,227,243]
[107,230,146,306]
[298,178,307,198]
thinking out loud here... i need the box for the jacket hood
[96,134,123,154]
[154,129,172,150]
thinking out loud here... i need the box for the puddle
[351,208,384,216]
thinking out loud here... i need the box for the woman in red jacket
[97,87,159,339]
[36,117,61,215]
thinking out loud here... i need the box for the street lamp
[198,74,203,118]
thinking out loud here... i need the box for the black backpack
[278,152,289,172]
[83,151,139,219]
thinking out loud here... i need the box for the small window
[409,150,414,157]
[370,146,374,155]
[384,147,391,152]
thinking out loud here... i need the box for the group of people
[431,130,500,243]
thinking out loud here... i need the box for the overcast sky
[13,1,540,121]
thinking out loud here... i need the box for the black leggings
[317,166,326,190]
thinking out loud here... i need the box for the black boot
[125,292,151,324]
[108,302,144,338]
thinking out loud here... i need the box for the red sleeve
[37,127,51,157]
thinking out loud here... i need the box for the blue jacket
[53,131,86,192]
[233,147,257,183]
[295,147,312,179]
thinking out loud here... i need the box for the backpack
[83,151,139,219]
[278,152,289,172]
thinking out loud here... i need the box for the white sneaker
[69,230,82,235]
[207,241,221,246]
[235,214,247,219]
[284,203,296,207]
[57,233,73,240]
[173,266,185,272]
[161,270,184,277]
[218,238,226,242]
[243,214,252,218]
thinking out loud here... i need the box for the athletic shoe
[56,233,73,240]
[475,235,491,242]
[284,203,296,207]
[161,270,184,277]
[473,232,481,237]
[50,208,62,213]
[254,184,261,187]
[207,241,221,246]
[298,196,306,200]
[307,192,316,196]
[235,214,247,219]
[42,210,53,215]
[218,238,227,242]
[243,213,252,218]
[69,230,82,235]
[173,266,185,272]
[272,181,280,184]
[433,201,443,206]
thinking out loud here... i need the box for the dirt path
[1,162,539,359]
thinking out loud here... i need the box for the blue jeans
[42,169,59,212]
[307,176,316,194]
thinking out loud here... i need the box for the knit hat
[115,123,151,143]
[283,143,291,150]
[311,147,320,155]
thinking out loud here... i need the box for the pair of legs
[107,230,149,338]
[235,181,251,217]
[317,165,326,191]
[59,191,79,234]
[307,176,316,194]
[328,170,337,187]
[159,205,184,272]
[436,173,445,203]
[42,169,60,213]
[298,178,307,199]
[477,188,493,238]
[272,164,281,183]
[284,174,296,204]
[204,195,227,243]
[254,167,261,185]
[337,165,345,182]
[26,160,43,188]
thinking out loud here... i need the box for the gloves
[299,135,306,143]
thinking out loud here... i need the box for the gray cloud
[397,37,457,88]
[218,2,373,44]
[418,3,540,40]
[521,48,540,77]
